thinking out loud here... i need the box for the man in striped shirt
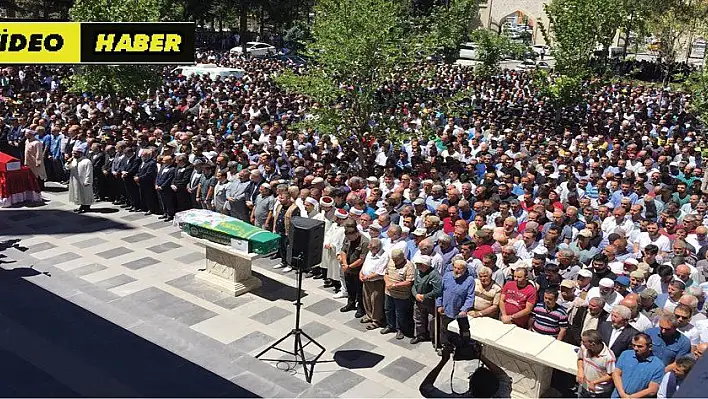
[577,329,616,398]
[530,289,569,340]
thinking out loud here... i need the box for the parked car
[172,65,246,79]
[536,61,551,70]
[229,42,277,57]
[458,42,478,60]
[515,59,537,71]
[267,54,307,66]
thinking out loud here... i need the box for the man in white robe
[66,142,93,213]
[307,196,335,279]
[324,208,348,298]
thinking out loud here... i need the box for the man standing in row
[65,142,92,213]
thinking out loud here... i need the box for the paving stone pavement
[0,187,473,397]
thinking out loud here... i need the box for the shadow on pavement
[333,349,385,369]
[251,271,308,302]
[2,209,134,235]
[0,265,259,397]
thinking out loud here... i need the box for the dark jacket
[90,151,105,175]
[565,306,609,346]
[597,320,639,358]
[136,158,158,185]
[121,154,141,177]
[155,165,175,190]
[411,267,443,302]
[173,164,193,189]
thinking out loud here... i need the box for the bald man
[686,226,708,253]
[621,293,653,332]
[675,264,698,287]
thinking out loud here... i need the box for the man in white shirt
[620,294,653,332]
[601,207,635,236]
[636,221,671,255]
[384,224,408,257]
[588,278,624,313]
[360,238,390,329]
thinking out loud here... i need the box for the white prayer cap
[599,278,614,288]
[320,196,334,208]
[350,208,363,216]
[305,197,318,206]
[335,209,348,219]
[412,255,431,266]
[578,269,592,278]
[375,208,388,217]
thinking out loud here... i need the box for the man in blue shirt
[436,259,475,350]
[612,332,665,398]
[610,180,639,208]
[645,314,691,366]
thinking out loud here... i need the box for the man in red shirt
[500,267,537,328]
[472,228,494,260]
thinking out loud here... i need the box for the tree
[422,0,480,62]
[683,69,708,128]
[536,70,586,124]
[67,0,163,98]
[0,0,73,19]
[468,29,524,76]
[542,0,625,77]
[274,0,476,173]
[644,0,702,84]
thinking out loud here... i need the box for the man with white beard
[587,278,624,313]
[303,196,320,218]
[307,196,335,279]
[323,208,349,297]
[65,142,93,213]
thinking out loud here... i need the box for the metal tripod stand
[255,255,326,383]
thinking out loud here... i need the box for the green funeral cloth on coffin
[177,209,280,254]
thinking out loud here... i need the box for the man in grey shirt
[251,183,275,229]
[226,169,250,221]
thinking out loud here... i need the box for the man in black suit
[135,149,158,215]
[121,147,142,212]
[172,154,193,212]
[565,296,609,346]
[156,155,176,222]
[597,304,639,358]
[101,145,117,202]
[89,143,106,201]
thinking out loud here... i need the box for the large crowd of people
[1,49,708,397]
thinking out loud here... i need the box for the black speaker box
[287,216,325,269]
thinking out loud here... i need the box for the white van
[172,64,246,79]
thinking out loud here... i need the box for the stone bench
[181,233,263,296]
[449,316,578,398]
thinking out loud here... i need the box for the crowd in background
[1,50,708,397]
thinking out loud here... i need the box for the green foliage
[276,0,476,150]
[68,0,163,98]
[683,70,708,127]
[283,20,313,53]
[67,65,164,98]
[0,0,73,19]
[469,29,524,77]
[543,0,625,77]
[70,0,161,21]
[535,70,585,119]
[422,0,479,62]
